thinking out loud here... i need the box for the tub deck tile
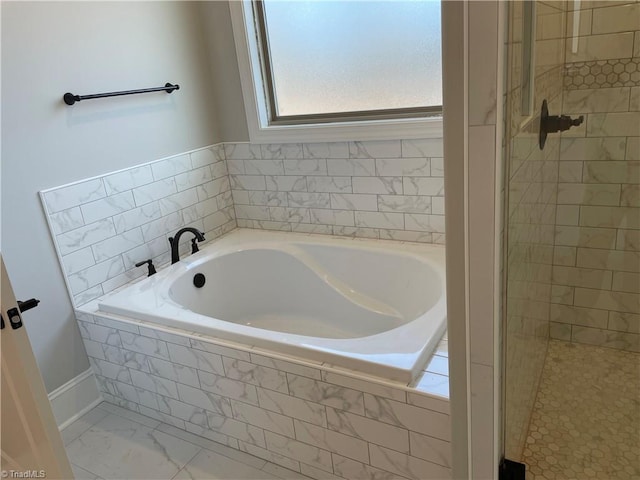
[76,307,451,480]
[222,358,289,394]
[231,400,296,439]
[176,383,235,416]
[325,407,410,455]
[250,352,323,380]
[293,419,369,464]
[191,338,252,361]
[320,371,407,403]
[363,394,451,442]
[167,343,225,375]
[198,370,260,405]
[257,387,328,427]
[287,374,365,416]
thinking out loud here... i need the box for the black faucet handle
[191,238,200,254]
[570,115,584,127]
[135,259,156,276]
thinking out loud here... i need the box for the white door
[1,256,73,479]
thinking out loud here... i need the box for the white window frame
[229,1,443,144]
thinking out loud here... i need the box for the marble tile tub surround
[75,307,452,480]
[41,138,444,308]
[40,144,236,307]
[226,139,445,244]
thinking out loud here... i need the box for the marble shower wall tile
[41,145,235,306]
[553,1,640,353]
[77,309,451,480]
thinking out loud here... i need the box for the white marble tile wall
[43,139,444,307]
[548,1,640,353]
[76,309,451,480]
[41,145,236,306]
[225,139,445,244]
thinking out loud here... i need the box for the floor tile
[71,463,103,480]
[156,423,266,470]
[173,449,280,479]
[61,405,110,445]
[262,462,308,479]
[99,401,161,428]
[523,340,640,480]
[66,413,200,479]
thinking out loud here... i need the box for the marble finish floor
[523,340,640,480]
[63,402,308,480]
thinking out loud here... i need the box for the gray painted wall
[200,1,250,142]
[1,1,220,392]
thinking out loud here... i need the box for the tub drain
[193,273,206,288]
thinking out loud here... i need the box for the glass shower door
[502,1,640,478]
[502,0,566,465]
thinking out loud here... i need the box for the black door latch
[2,298,41,330]
[18,298,40,313]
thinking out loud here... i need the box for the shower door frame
[442,1,505,479]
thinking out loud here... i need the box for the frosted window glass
[261,0,442,117]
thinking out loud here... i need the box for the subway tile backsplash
[42,139,445,306]
[228,139,445,245]
[41,144,235,306]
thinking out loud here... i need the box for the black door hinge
[499,458,526,480]
[7,307,23,330]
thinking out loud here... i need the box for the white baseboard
[48,368,102,430]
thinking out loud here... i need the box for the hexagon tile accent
[564,58,640,90]
[522,340,640,480]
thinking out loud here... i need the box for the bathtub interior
[169,245,441,339]
[294,243,441,319]
[97,230,447,383]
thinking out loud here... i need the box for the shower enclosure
[502,1,639,479]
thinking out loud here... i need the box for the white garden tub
[98,229,447,382]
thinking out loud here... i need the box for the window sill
[247,116,443,144]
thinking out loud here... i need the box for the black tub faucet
[169,227,205,264]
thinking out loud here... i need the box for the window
[230,1,443,142]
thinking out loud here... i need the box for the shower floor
[523,340,640,480]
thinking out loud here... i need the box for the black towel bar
[63,83,179,105]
